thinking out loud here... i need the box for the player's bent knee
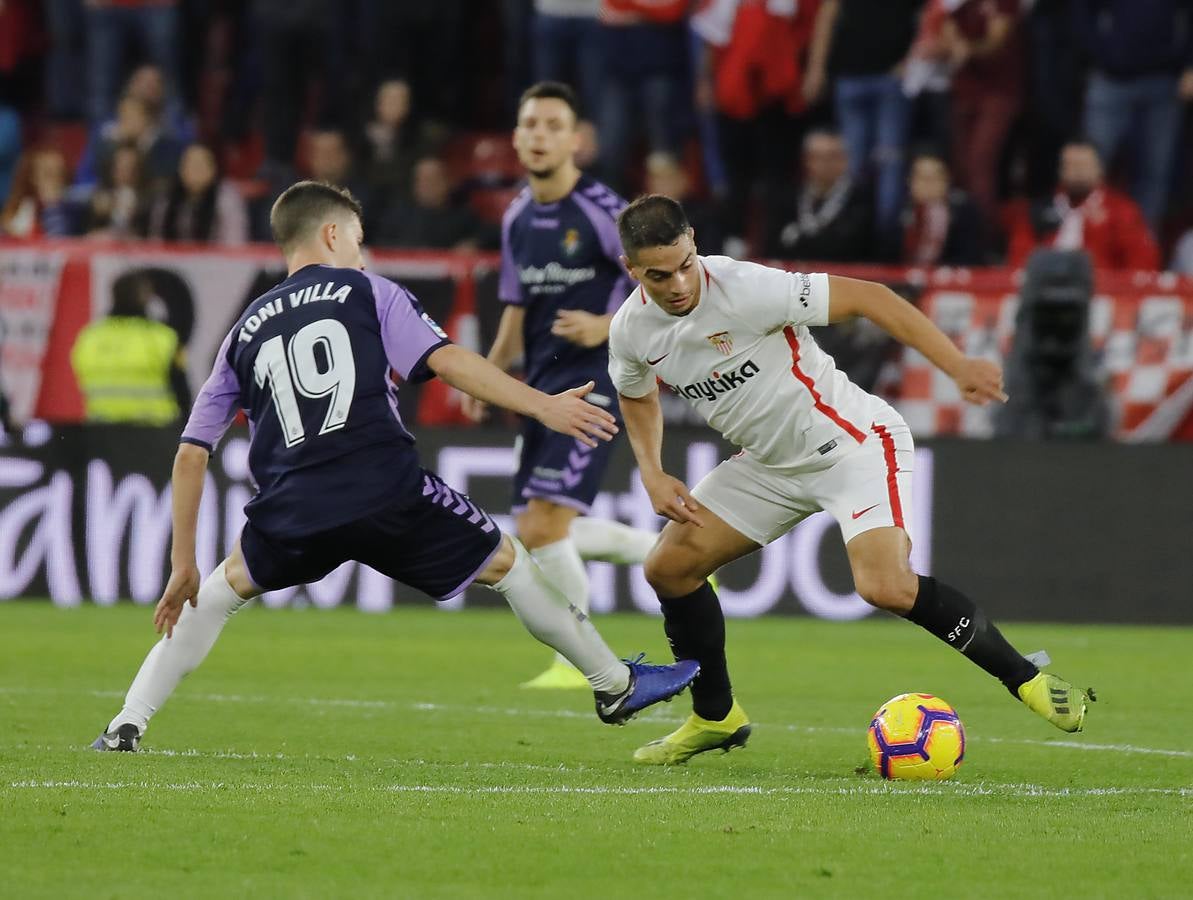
[643,545,706,597]
[223,545,260,600]
[855,571,918,613]
[474,534,516,586]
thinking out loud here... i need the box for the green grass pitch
[2,601,1190,898]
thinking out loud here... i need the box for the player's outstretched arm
[825,274,1009,406]
[619,388,703,527]
[462,306,526,422]
[428,344,618,447]
[462,306,527,423]
[154,443,208,637]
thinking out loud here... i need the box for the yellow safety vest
[70,316,181,425]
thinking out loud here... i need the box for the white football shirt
[608,255,892,471]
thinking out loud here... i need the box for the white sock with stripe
[492,538,627,693]
[569,517,657,565]
[106,562,249,733]
[529,537,591,668]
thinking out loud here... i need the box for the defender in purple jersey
[89,181,698,752]
[462,82,661,690]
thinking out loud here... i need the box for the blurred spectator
[1076,0,1193,230]
[1006,140,1161,270]
[1,148,81,237]
[901,0,953,157]
[374,157,494,251]
[363,80,429,202]
[0,106,20,201]
[765,130,873,262]
[644,151,725,255]
[532,0,602,119]
[942,0,1026,232]
[894,152,985,265]
[306,129,373,215]
[122,63,194,147]
[85,142,152,239]
[594,0,691,192]
[43,0,86,120]
[691,0,818,252]
[76,93,184,190]
[0,0,44,111]
[70,271,184,426]
[84,0,182,126]
[805,0,922,239]
[149,144,248,244]
[359,1,467,130]
[255,0,339,182]
[1023,0,1085,198]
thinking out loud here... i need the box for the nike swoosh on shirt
[851,504,881,520]
[646,353,670,365]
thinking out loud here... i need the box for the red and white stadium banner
[0,248,66,423]
[2,240,1192,440]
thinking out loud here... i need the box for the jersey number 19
[254,318,356,447]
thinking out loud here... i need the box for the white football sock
[491,538,628,694]
[107,562,249,733]
[530,536,591,668]
[570,517,657,565]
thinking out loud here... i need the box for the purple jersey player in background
[463,82,662,690]
[90,181,698,752]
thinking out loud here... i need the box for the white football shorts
[691,419,915,547]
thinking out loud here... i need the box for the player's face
[626,231,701,317]
[326,213,365,269]
[513,98,580,177]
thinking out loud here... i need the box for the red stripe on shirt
[872,423,905,529]
[782,326,867,443]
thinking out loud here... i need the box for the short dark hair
[517,81,581,122]
[269,180,362,254]
[617,194,691,260]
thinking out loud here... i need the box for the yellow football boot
[1018,672,1095,733]
[632,700,751,765]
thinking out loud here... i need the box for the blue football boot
[595,655,700,725]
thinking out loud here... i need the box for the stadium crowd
[1,0,1192,271]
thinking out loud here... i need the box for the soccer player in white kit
[608,195,1094,765]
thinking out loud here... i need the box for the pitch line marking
[7,780,1193,799]
[3,685,1191,760]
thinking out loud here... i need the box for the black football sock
[905,576,1038,695]
[657,581,733,721]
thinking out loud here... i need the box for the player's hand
[642,470,704,527]
[953,357,1008,406]
[551,310,610,348]
[154,564,201,638]
[460,393,489,423]
[537,381,619,447]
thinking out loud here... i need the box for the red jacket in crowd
[1005,187,1161,271]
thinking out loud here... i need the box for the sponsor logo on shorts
[668,360,760,402]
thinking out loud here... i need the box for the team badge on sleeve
[707,331,734,356]
[421,311,448,339]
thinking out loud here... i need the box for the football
[867,693,966,780]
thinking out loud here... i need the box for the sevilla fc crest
[706,331,733,355]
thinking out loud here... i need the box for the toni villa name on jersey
[237,281,353,344]
[667,359,761,402]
